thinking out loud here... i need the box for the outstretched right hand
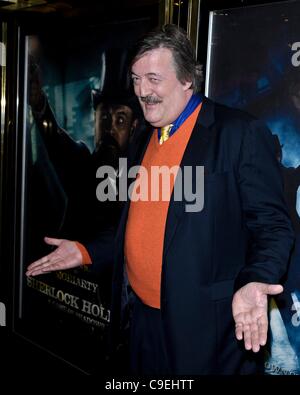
[26,237,83,277]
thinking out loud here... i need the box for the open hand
[232,282,283,352]
[26,237,83,276]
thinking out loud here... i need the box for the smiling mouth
[140,96,162,105]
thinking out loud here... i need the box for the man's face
[131,47,192,128]
[95,103,135,150]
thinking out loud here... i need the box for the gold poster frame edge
[159,0,200,57]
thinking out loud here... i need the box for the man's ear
[183,80,193,91]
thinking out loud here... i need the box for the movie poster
[206,1,300,375]
[16,20,150,373]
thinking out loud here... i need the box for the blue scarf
[158,93,203,141]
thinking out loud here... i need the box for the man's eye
[132,77,140,84]
[149,78,159,83]
[117,116,125,125]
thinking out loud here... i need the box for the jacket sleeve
[234,118,295,291]
[82,228,115,274]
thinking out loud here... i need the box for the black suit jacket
[88,97,295,374]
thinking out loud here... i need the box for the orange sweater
[125,104,202,308]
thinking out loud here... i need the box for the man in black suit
[27,25,294,375]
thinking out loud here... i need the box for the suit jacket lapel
[163,97,216,257]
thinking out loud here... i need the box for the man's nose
[139,77,152,97]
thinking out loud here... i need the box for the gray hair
[131,24,203,93]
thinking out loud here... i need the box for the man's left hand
[232,282,283,352]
